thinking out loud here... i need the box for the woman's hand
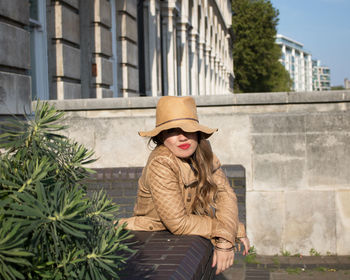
[239,237,250,256]
[212,239,235,275]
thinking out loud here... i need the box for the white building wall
[312,59,331,91]
[0,0,234,104]
[276,34,313,92]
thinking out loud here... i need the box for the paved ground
[215,253,350,280]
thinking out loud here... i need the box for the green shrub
[0,102,133,279]
[309,248,321,256]
[281,249,291,256]
[244,245,258,264]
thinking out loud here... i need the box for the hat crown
[156,96,198,127]
[138,96,217,138]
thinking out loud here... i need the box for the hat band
[156,117,199,127]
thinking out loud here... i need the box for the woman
[118,96,249,275]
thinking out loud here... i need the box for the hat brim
[139,119,217,138]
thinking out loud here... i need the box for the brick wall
[86,167,143,218]
[222,165,246,226]
[85,165,246,225]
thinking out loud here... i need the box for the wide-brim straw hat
[139,96,217,138]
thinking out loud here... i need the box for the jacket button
[149,226,153,230]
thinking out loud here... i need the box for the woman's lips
[178,144,190,150]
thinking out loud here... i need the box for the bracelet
[214,245,235,252]
[215,238,229,244]
[235,236,247,243]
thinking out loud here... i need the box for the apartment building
[312,59,331,91]
[276,34,313,92]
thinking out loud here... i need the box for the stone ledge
[251,255,350,270]
[34,91,350,111]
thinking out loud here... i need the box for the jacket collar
[176,157,198,188]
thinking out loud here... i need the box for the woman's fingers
[212,250,217,268]
[240,237,250,256]
[214,250,235,275]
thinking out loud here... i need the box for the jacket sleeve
[146,155,218,240]
[211,167,239,245]
[237,222,247,239]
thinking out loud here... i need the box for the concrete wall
[0,0,31,116]
[41,90,350,255]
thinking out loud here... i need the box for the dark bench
[119,231,215,280]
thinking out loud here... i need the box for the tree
[0,102,133,279]
[331,85,345,90]
[232,0,292,93]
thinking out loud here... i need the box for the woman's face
[162,128,198,158]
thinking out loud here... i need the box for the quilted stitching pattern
[121,145,240,244]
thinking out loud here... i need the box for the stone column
[177,18,189,96]
[161,2,177,96]
[93,0,113,98]
[144,0,158,96]
[51,0,81,99]
[198,4,205,96]
[198,39,206,95]
[228,35,234,93]
[188,0,199,96]
[223,68,228,94]
[219,62,224,95]
[210,53,215,95]
[214,57,219,95]
[205,45,211,95]
[189,29,199,95]
[116,0,139,97]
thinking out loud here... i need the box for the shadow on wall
[86,165,246,223]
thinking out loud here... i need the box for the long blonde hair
[151,132,218,216]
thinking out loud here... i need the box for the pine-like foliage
[232,0,292,93]
[0,102,133,280]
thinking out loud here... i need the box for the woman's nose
[178,133,188,140]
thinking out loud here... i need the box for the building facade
[276,34,313,92]
[0,0,234,118]
[344,78,350,89]
[312,59,331,91]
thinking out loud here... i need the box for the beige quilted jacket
[119,145,246,245]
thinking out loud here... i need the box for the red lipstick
[178,144,190,150]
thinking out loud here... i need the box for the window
[110,0,119,97]
[29,0,49,100]
[137,0,162,96]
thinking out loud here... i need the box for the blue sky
[270,0,350,86]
